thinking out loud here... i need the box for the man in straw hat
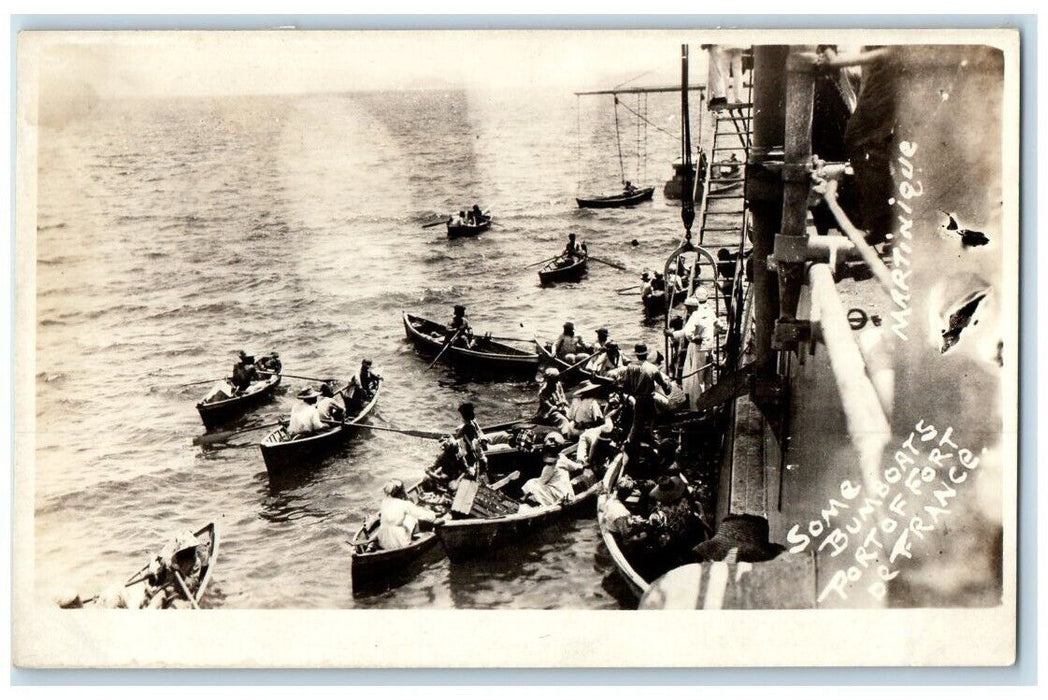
[143,529,208,609]
[288,387,325,436]
[564,380,606,439]
[647,475,710,566]
[691,514,784,563]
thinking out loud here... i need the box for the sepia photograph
[13,26,1020,668]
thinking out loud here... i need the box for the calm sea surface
[34,88,727,608]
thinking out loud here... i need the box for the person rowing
[624,180,638,195]
[341,358,381,416]
[553,321,591,364]
[317,382,346,423]
[256,351,282,375]
[141,529,209,609]
[560,233,585,265]
[468,204,487,225]
[446,304,473,348]
[586,339,623,377]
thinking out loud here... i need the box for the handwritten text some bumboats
[785,419,981,604]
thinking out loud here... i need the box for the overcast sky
[29,30,715,102]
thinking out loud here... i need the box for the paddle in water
[422,218,451,229]
[193,421,285,446]
[526,255,558,268]
[588,256,629,272]
[427,327,463,369]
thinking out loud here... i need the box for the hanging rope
[635,93,641,183]
[576,94,582,191]
[613,95,626,186]
[615,96,680,142]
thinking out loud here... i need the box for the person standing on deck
[446,304,473,348]
[704,44,747,108]
[669,290,726,409]
[454,402,489,480]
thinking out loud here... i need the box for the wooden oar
[177,378,226,388]
[193,421,284,446]
[526,255,558,268]
[563,348,605,375]
[422,218,451,229]
[589,256,629,272]
[324,420,445,440]
[324,416,526,442]
[427,327,463,369]
[174,571,200,610]
[490,470,520,491]
[261,371,336,383]
[616,284,640,292]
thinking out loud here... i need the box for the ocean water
[34,88,727,609]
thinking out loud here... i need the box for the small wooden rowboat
[350,483,444,593]
[447,215,491,239]
[62,523,220,609]
[436,480,602,563]
[534,339,611,388]
[402,312,539,376]
[576,186,654,209]
[258,383,382,477]
[435,447,604,562]
[538,252,588,285]
[195,373,281,428]
[597,491,650,600]
[642,287,686,316]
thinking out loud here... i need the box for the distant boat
[576,186,655,209]
[447,213,491,239]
